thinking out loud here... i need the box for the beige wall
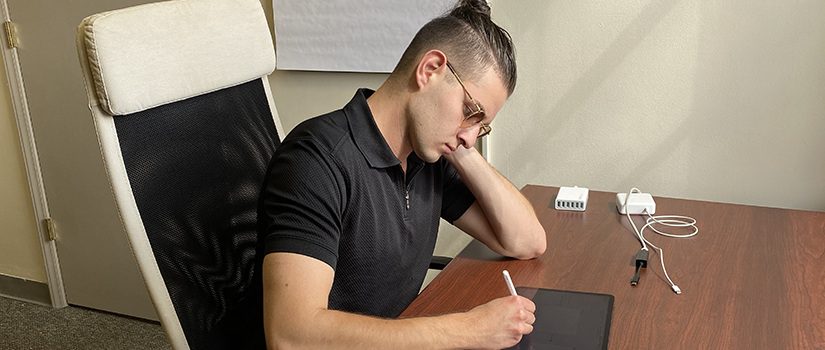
[0,57,46,282]
[269,70,387,132]
[491,1,825,211]
[265,1,825,212]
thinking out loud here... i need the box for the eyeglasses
[446,62,492,138]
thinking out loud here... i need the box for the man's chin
[421,152,443,164]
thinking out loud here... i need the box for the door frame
[1,0,66,308]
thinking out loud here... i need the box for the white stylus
[502,270,518,296]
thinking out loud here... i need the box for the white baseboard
[0,274,51,306]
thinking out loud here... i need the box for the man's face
[409,66,508,163]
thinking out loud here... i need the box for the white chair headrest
[79,0,275,116]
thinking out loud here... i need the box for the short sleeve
[439,160,476,223]
[259,137,345,269]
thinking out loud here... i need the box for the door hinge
[44,217,57,241]
[4,21,17,49]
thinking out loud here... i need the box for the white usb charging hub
[555,186,589,211]
[616,192,656,214]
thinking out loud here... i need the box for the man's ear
[414,50,447,90]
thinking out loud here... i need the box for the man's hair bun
[450,0,491,19]
[390,0,516,95]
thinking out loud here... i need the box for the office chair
[76,0,282,348]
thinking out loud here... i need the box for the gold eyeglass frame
[446,61,492,137]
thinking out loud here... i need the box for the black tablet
[506,287,614,350]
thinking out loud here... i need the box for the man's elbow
[265,315,315,350]
[499,242,545,260]
[266,330,306,350]
[528,240,547,259]
[511,227,547,260]
[513,241,546,260]
[265,329,295,350]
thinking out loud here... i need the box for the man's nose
[457,124,479,148]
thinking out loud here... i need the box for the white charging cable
[624,188,698,294]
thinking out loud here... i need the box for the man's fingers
[520,296,536,312]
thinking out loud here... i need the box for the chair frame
[75,0,282,348]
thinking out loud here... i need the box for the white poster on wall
[273,0,454,73]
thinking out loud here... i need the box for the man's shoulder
[288,108,347,139]
[282,88,373,149]
[281,109,351,154]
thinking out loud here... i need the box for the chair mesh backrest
[114,79,278,349]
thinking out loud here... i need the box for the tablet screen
[505,287,614,350]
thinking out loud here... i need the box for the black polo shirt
[257,89,476,317]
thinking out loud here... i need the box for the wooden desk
[402,185,825,349]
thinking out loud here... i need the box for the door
[4,0,157,319]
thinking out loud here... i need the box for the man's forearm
[267,309,469,350]
[446,146,546,258]
[266,296,534,350]
[264,253,475,349]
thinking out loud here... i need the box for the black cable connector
[630,249,649,286]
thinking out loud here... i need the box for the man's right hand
[462,295,537,349]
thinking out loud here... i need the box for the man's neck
[366,84,413,171]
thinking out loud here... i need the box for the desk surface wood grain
[401,185,825,349]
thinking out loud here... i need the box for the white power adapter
[555,186,589,211]
[616,192,656,214]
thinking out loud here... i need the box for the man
[257,1,546,348]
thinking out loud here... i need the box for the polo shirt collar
[345,88,404,169]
